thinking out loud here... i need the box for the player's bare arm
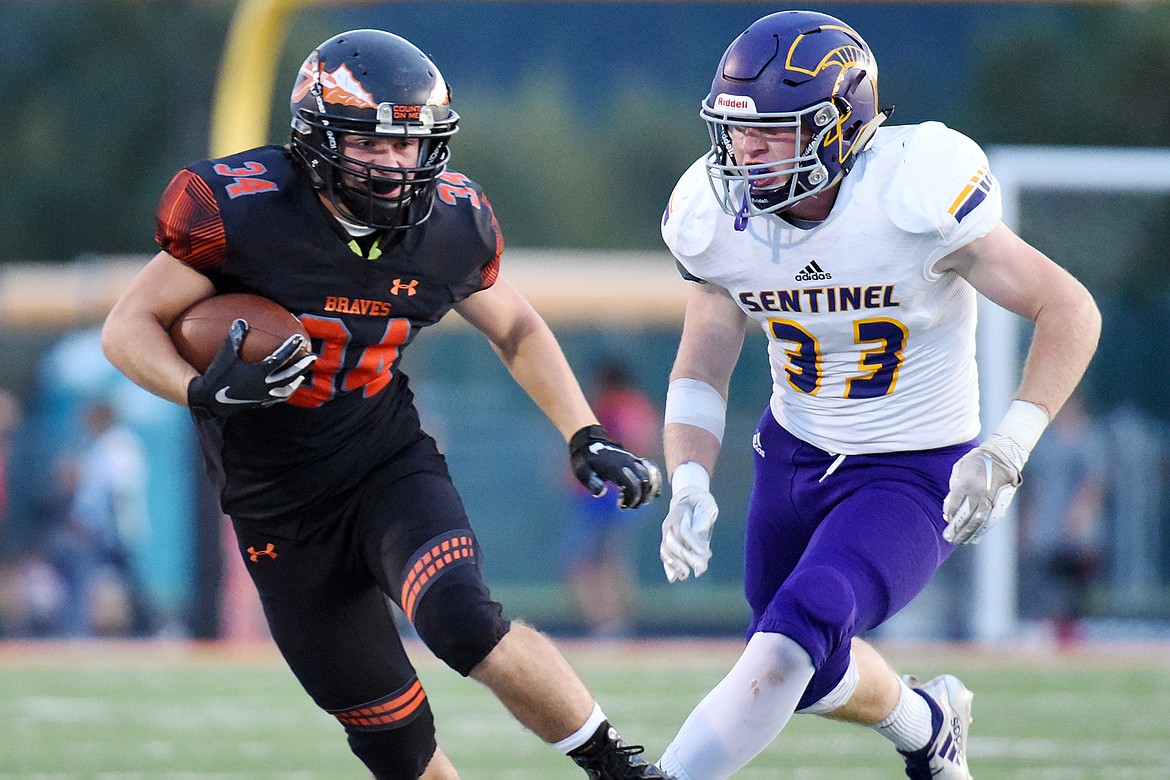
[936,222,1102,419]
[102,251,215,407]
[936,222,1101,545]
[665,281,748,475]
[659,281,747,582]
[454,276,598,441]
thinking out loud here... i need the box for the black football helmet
[289,29,459,230]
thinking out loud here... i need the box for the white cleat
[897,674,973,779]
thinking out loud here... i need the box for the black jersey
[156,145,502,524]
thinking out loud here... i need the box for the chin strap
[734,189,751,231]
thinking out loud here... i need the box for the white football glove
[942,434,1025,544]
[660,483,719,582]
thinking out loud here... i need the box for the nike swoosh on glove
[187,319,317,419]
[942,434,1024,544]
[569,424,663,509]
[660,485,719,582]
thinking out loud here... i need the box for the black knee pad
[331,682,437,780]
[408,558,510,676]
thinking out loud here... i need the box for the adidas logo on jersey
[795,261,832,282]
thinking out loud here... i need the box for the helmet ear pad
[800,64,879,191]
[835,68,879,149]
[289,124,330,189]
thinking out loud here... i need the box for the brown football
[169,293,311,373]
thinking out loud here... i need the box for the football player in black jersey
[102,29,666,780]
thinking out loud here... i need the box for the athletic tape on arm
[664,378,727,443]
[990,399,1050,468]
[671,461,711,493]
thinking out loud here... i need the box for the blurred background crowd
[0,0,1168,646]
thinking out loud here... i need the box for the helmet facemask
[704,98,848,228]
[292,113,454,230]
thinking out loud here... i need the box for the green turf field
[1,639,1168,779]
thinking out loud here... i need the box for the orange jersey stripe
[155,169,227,271]
[480,192,503,290]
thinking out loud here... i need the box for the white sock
[554,701,607,753]
[873,677,934,752]
[658,633,815,780]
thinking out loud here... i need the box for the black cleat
[569,722,671,779]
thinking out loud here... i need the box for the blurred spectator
[0,390,68,638]
[1017,392,1108,648]
[33,453,82,635]
[48,400,157,636]
[562,360,660,637]
[13,551,68,636]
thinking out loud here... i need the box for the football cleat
[570,724,672,780]
[898,674,974,780]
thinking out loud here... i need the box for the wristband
[671,462,710,493]
[989,399,1050,469]
[664,378,727,443]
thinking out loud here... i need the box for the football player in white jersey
[654,11,1100,780]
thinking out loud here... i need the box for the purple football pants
[744,409,976,710]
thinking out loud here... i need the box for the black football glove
[569,424,663,509]
[187,319,317,418]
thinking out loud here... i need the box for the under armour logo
[247,543,277,562]
[390,278,418,296]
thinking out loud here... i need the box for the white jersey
[662,122,1002,454]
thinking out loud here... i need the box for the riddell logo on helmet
[714,93,757,113]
